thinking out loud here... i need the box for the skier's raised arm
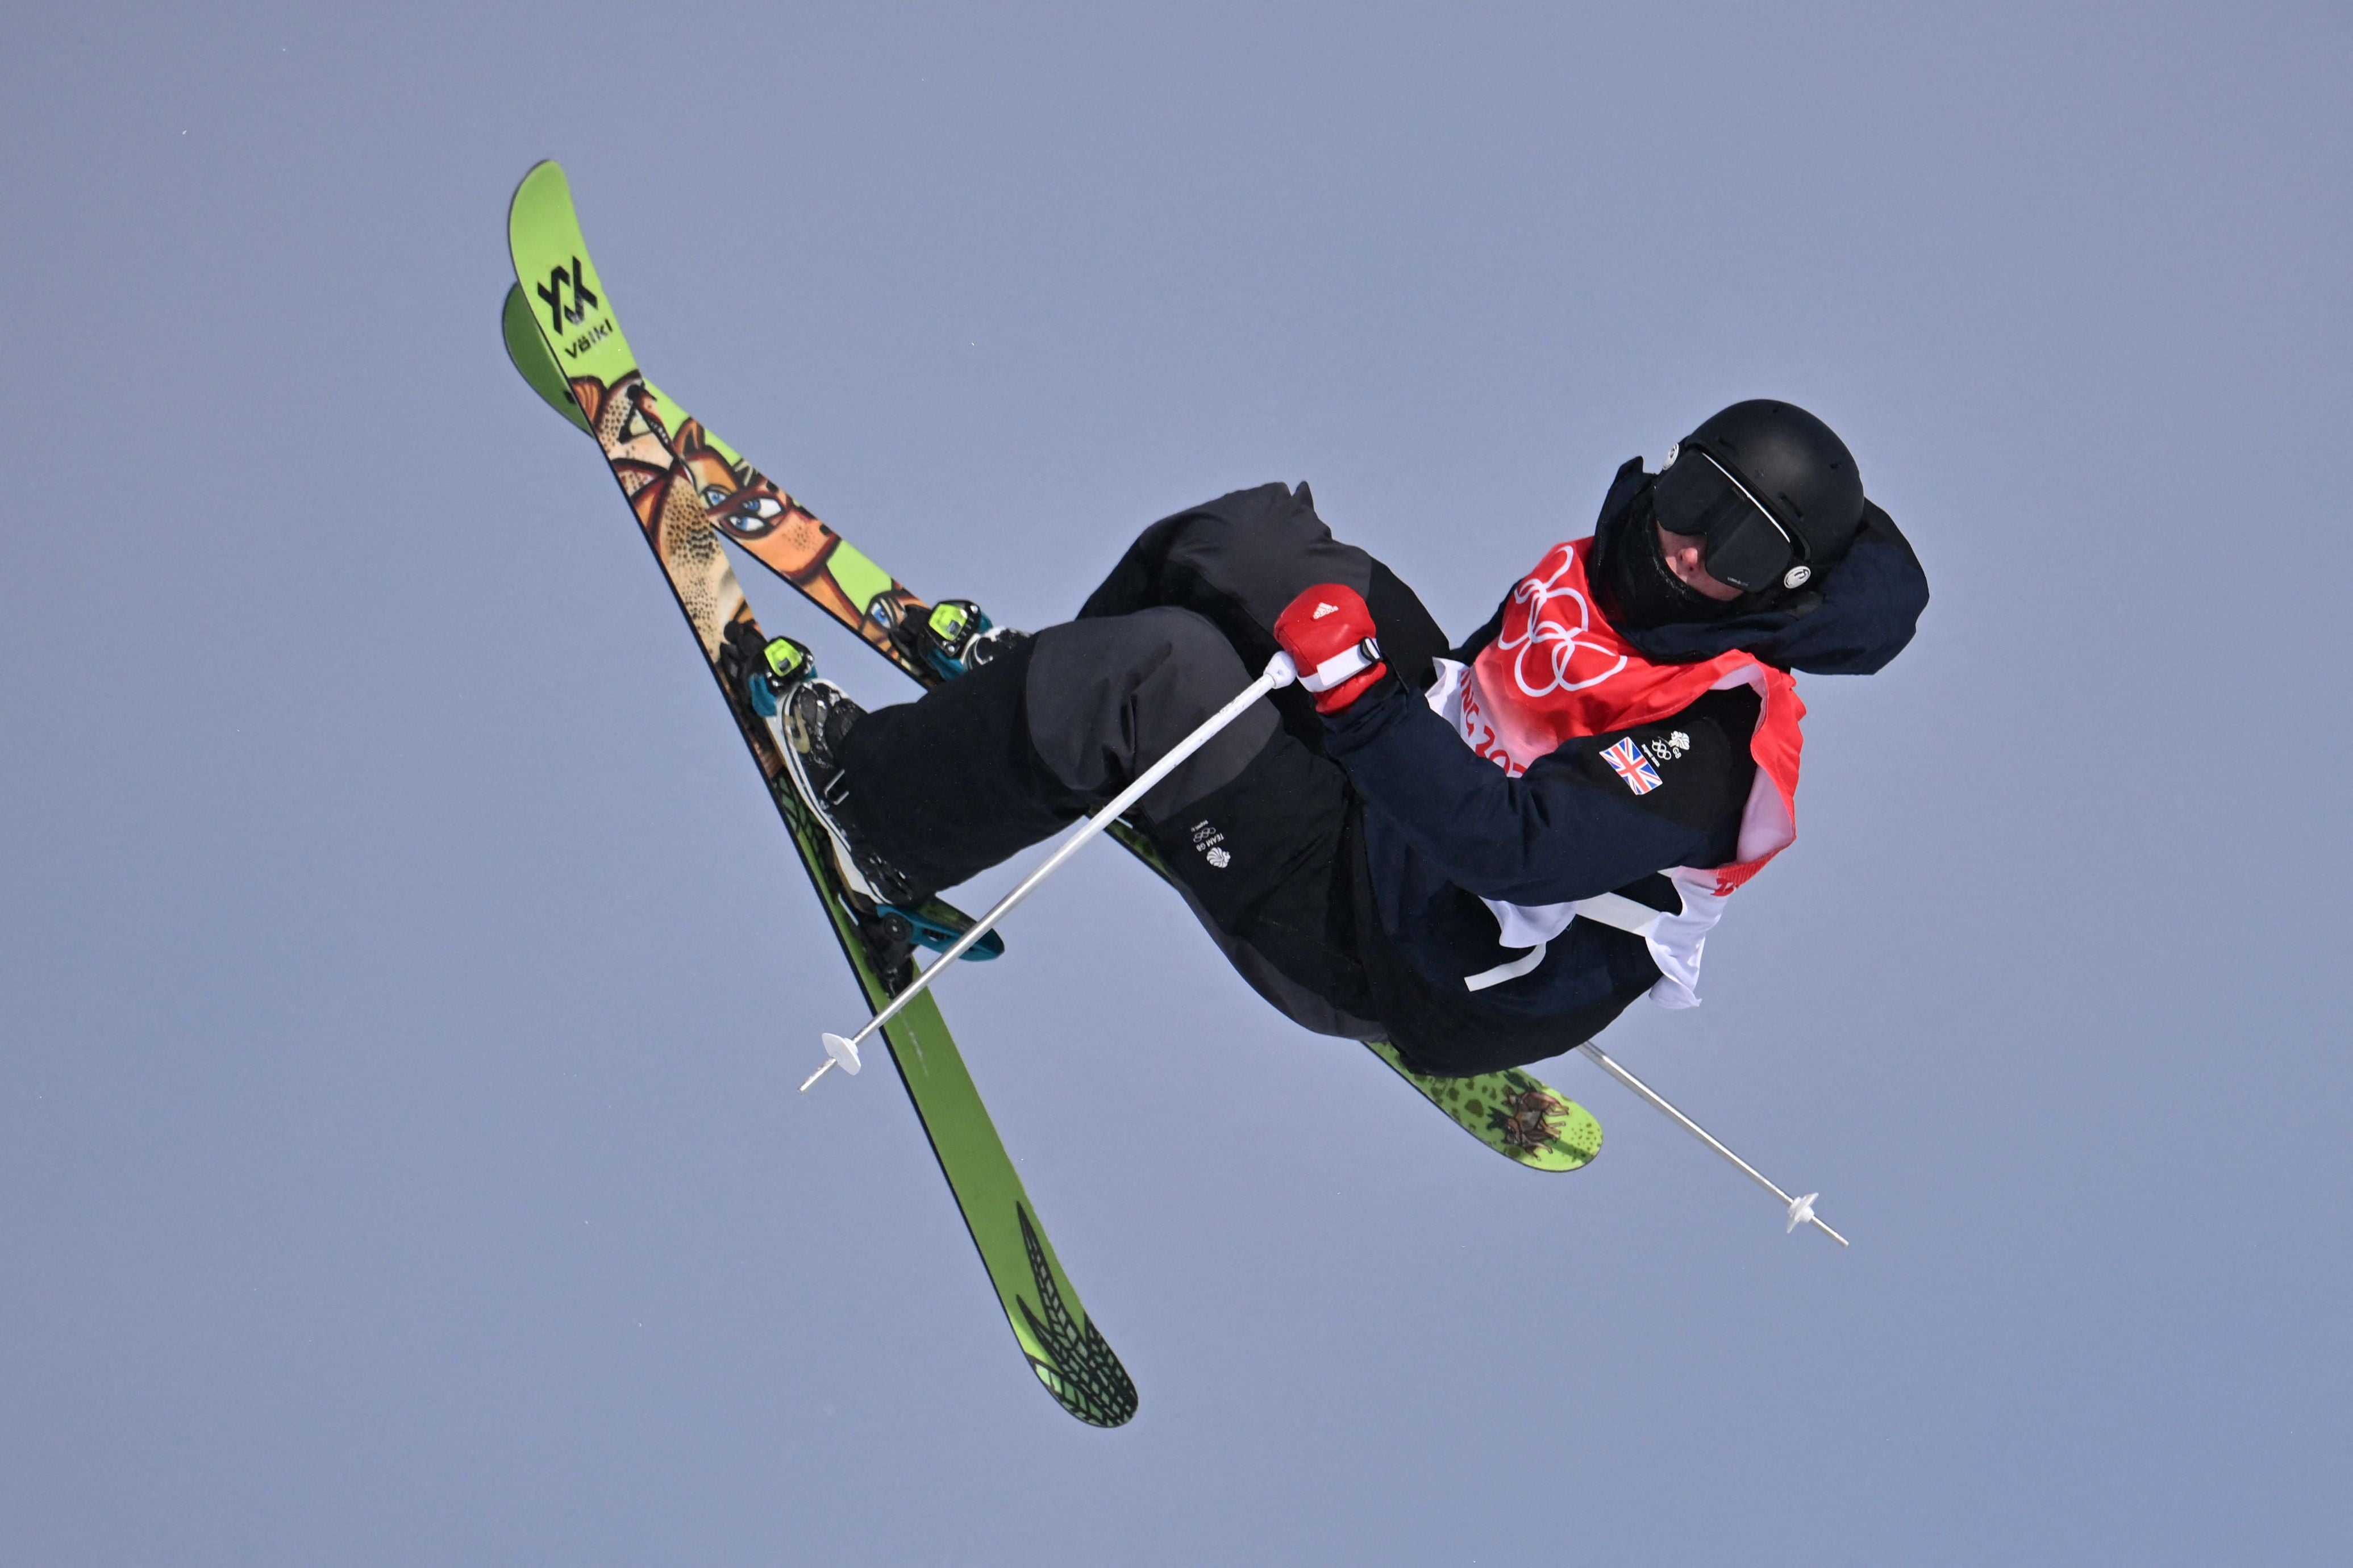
[1320,672,1753,906]
[1271,582,1750,904]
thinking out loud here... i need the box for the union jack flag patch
[1601,736,1663,795]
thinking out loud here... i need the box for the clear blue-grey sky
[5,3,2347,1562]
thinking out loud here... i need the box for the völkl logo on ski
[537,257,613,361]
[535,257,599,332]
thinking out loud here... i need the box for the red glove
[1272,583,1388,714]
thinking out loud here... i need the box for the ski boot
[721,622,1003,962]
[873,597,1027,683]
[735,625,813,720]
[723,624,923,909]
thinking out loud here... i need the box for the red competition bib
[1454,538,1804,898]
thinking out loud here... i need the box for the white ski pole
[1576,1041,1849,1246]
[802,649,1306,1091]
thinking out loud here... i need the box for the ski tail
[1365,1041,1602,1171]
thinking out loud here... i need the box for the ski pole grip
[1297,640,1380,695]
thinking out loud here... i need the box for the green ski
[508,160,1135,1425]
[500,185,1601,1175]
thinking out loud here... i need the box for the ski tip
[501,283,590,433]
[510,157,565,205]
[505,160,578,283]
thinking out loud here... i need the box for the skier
[773,400,1929,1077]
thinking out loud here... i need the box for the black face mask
[1591,487,1748,633]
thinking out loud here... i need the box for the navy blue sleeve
[1321,681,1756,905]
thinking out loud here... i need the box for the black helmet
[1651,399,1864,595]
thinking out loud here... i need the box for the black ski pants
[839,482,1451,1042]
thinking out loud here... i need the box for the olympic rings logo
[1496,545,1627,697]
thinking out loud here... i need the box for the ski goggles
[1652,447,1810,593]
